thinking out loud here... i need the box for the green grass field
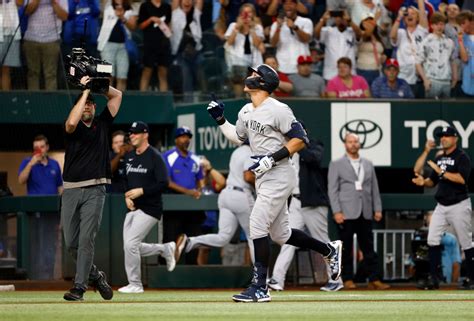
[1,290,473,321]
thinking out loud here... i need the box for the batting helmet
[246,64,280,94]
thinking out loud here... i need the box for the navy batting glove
[248,155,275,174]
[207,93,225,124]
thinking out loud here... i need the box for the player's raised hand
[248,155,275,174]
[207,93,225,124]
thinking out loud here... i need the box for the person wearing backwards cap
[288,55,325,97]
[371,58,414,98]
[162,126,206,264]
[412,126,474,290]
[119,121,184,294]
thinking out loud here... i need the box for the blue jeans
[175,52,203,102]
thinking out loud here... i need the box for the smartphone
[33,147,42,156]
[277,8,285,19]
[330,10,343,18]
[242,11,249,19]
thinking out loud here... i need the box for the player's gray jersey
[226,144,255,191]
[291,152,300,195]
[235,97,297,160]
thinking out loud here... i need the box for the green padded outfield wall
[175,99,474,169]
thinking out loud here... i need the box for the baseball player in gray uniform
[182,141,256,261]
[207,64,342,302]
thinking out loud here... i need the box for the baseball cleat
[63,287,85,301]
[267,278,284,291]
[163,241,177,272]
[324,240,342,281]
[320,280,344,292]
[118,284,144,294]
[90,271,113,300]
[175,234,188,261]
[232,285,271,303]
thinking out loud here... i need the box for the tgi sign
[331,103,391,166]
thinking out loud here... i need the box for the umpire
[412,126,474,290]
[61,76,122,301]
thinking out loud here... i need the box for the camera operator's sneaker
[163,242,176,272]
[118,284,144,294]
[90,271,113,300]
[267,278,284,291]
[175,234,188,261]
[324,240,342,281]
[320,280,344,292]
[232,284,271,303]
[63,286,85,301]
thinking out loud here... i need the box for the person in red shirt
[264,55,293,97]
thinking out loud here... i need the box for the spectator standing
[61,77,122,301]
[224,3,265,97]
[162,126,205,264]
[138,0,172,92]
[356,13,386,86]
[268,135,344,292]
[23,0,68,90]
[458,10,474,97]
[63,0,100,58]
[326,57,371,98]
[444,4,462,95]
[264,55,293,97]
[288,55,325,97]
[97,0,137,92]
[328,133,390,290]
[255,0,278,40]
[349,0,388,27]
[389,0,429,98]
[371,58,414,98]
[415,12,457,98]
[315,10,360,81]
[0,0,22,90]
[270,0,313,75]
[170,0,203,101]
[119,121,183,294]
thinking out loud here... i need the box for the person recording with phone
[110,130,133,193]
[269,0,313,75]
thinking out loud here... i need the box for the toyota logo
[339,119,383,149]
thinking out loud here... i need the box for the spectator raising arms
[138,0,172,92]
[326,57,371,98]
[224,3,265,97]
[97,0,137,92]
[270,0,313,75]
[390,0,429,98]
[457,10,474,97]
[415,12,457,98]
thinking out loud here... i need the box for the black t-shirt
[109,20,125,43]
[429,148,471,206]
[124,146,169,219]
[110,151,127,193]
[138,1,171,49]
[63,108,114,183]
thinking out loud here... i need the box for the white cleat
[118,284,144,294]
[164,242,177,272]
[267,278,284,291]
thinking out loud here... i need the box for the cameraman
[61,76,122,301]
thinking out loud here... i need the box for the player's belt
[228,186,245,192]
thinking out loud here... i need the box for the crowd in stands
[0,0,473,100]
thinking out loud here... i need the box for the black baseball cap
[436,126,458,137]
[175,126,193,138]
[129,121,149,134]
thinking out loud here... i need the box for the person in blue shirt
[458,10,474,97]
[63,0,100,57]
[17,134,63,280]
[18,135,63,195]
[162,126,206,264]
[371,58,414,99]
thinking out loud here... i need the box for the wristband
[216,116,226,126]
[270,146,290,162]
